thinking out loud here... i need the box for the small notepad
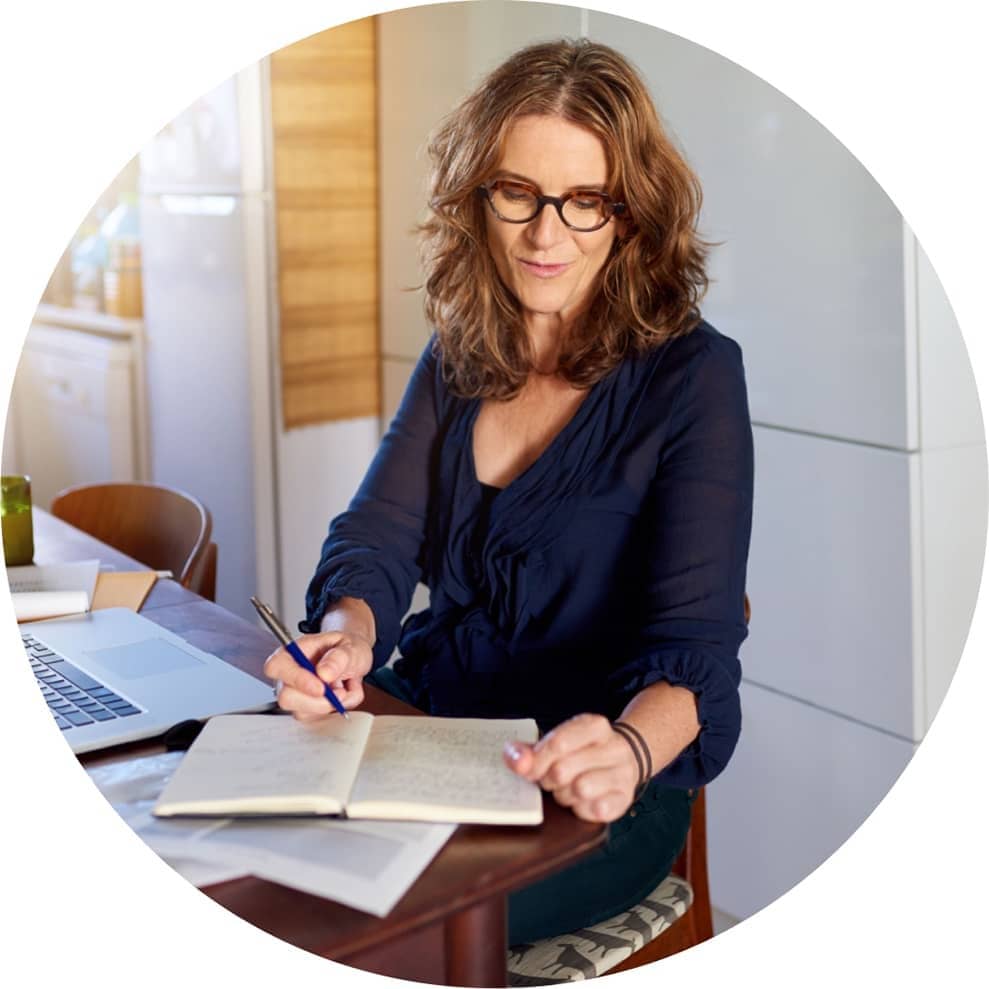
[91,571,158,612]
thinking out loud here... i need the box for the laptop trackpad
[86,638,206,679]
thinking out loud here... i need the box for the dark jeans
[365,666,693,945]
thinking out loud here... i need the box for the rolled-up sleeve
[608,335,754,787]
[301,340,440,669]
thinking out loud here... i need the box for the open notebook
[153,712,543,826]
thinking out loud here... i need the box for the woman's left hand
[503,713,640,822]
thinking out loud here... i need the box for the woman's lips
[518,258,572,278]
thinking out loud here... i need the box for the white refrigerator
[138,67,279,622]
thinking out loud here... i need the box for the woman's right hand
[262,631,374,721]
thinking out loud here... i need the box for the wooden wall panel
[270,18,379,428]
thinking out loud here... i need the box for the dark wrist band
[612,723,644,787]
[612,721,646,791]
[613,719,653,788]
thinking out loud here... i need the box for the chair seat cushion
[507,874,693,984]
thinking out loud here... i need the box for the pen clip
[250,596,292,645]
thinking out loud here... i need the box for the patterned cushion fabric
[506,875,693,984]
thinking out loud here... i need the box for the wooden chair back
[195,540,218,602]
[50,482,217,600]
[610,788,713,971]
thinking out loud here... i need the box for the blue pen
[250,596,350,719]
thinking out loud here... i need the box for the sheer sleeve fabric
[301,341,439,669]
[609,334,753,787]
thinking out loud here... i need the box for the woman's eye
[502,185,534,202]
[573,196,604,211]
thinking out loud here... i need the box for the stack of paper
[7,560,100,621]
[6,561,160,622]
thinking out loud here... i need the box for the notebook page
[348,716,542,824]
[154,712,374,817]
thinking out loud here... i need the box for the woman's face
[484,114,619,332]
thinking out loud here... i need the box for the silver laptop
[22,607,275,753]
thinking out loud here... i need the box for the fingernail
[504,742,522,762]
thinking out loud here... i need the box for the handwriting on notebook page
[166,713,373,803]
[352,717,537,808]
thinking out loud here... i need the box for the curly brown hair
[418,38,711,400]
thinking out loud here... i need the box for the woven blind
[270,18,379,428]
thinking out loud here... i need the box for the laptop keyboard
[23,631,142,731]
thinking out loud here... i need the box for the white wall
[1,382,19,472]
[378,1,584,418]
[275,417,380,631]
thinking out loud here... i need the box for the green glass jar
[1,475,34,566]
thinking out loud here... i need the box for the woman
[264,39,753,943]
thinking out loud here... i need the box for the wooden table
[33,510,606,986]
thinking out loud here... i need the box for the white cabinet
[587,14,911,450]
[915,241,985,449]
[6,308,148,509]
[745,427,916,738]
[589,12,916,447]
[707,682,916,921]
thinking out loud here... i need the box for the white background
[1,1,986,986]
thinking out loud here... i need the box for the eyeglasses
[479,180,626,233]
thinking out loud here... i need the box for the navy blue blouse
[302,321,753,788]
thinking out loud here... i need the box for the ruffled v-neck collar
[427,343,672,624]
[474,349,663,559]
[465,376,600,498]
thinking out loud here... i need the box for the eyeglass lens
[488,182,610,231]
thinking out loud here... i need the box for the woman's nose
[525,202,569,249]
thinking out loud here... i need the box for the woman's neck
[525,313,570,375]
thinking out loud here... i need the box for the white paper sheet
[159,856,247,888]
[152,815,455,917]
[87,749,455,917]
[86,752,246,886]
